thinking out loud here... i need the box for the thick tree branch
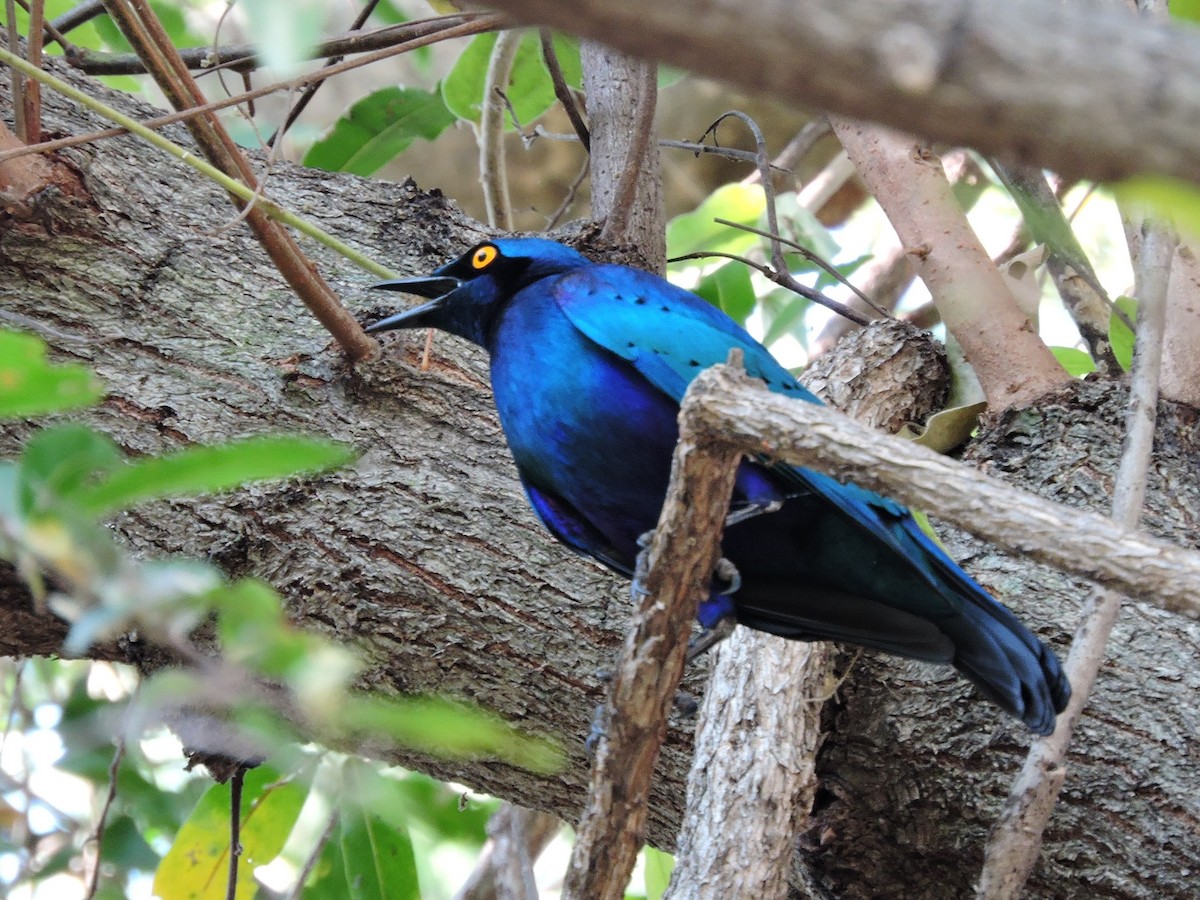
[480,0,1200,187]
[4,59,1200,898]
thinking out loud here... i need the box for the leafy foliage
[442,31,583,129]
[0,331,561,898]
[304,87,456,176]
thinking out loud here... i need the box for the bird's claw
[725,500,783,527]
[585,703,606,756]
[686,616,737,663]
[714,557,742,595]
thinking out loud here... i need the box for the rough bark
[2,63,1199,898]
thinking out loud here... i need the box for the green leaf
[336,695,563,774]
[666,183,765,261]
[902,401,988,453]
[153,766,306,900]
[0,330,104,418]
[693,262,756,326]
[442,31,582,128]
[304,87,456,176]
[76,435,355,517]
[1115,176,1200,241]
[1173,0,1200,22]
[18,425,122,514]
[643,846,675,900]
[339,762,421,900]
[1050,346,1097,378]
[241,0,323,75]
[1109,295,1137,372]
[760,287,811,348]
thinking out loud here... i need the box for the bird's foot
[584,703,606,757]
[686,615,737,664]
[630,530,656,600]
[713,557,742,595]
[673,689,700,716]
[725,499,783,527]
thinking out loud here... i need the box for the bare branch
[683,365,1200,621]
[830,119,1069,410]
[975,217,1173,899]
[480,29,521,230]
[561,368,744,900]
[540,29,589,152]
[68,14,494,75]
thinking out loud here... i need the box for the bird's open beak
[366,276,462,333]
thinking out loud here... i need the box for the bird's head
[367,238,590,346]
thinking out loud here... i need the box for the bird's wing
[519,475,635,577]
[551,264,961,613]
[550,265,823,405]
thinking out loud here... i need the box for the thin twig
[740,119,830,186]
[660,138,794,171]
[975,220,1173,900]
[267,0,382,148]
[670,249,871,325]
[693,111,874,328]
[226,766,246,900]
[546,156,589,230]
[0,16,499,166]
[85,720,129,900]
[6,0,26,141]
[13,0,77,56]
[539,28,589,151]
[49,0,103,36]
[481,29,521,230]
[69,13,493,75]
[713,216,891,317]
[285,808,338,900]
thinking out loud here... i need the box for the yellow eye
[472,245,498,270]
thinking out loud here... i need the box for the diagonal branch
[99,0,376,360]
[976,217,1174,900]
[561,358,744,900]
[683,365,1200,621]
[830,118,1069,410]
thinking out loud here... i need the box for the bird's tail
[942,577,1071,736]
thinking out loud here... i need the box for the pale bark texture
[581,43,665,271]
[2,64,1200,898]
[481,0,1200,186]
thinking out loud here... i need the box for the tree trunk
[2,63,1199,898]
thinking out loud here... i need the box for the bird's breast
[488,289,680,553]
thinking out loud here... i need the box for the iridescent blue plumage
[368,238,1070,735]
